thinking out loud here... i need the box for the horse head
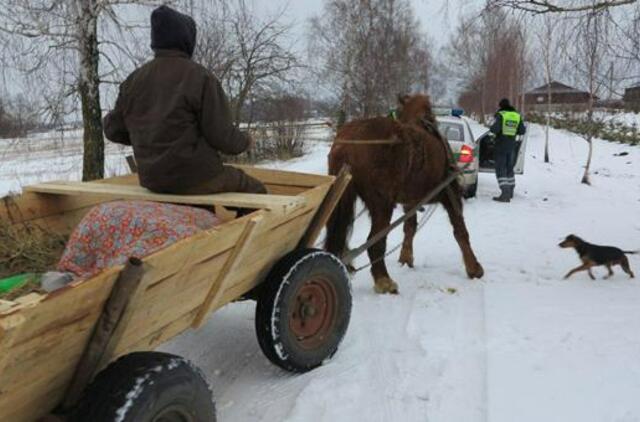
[396,94,438,133]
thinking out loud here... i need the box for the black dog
[559,234,636,280]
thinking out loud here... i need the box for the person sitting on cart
[103,5,266,195]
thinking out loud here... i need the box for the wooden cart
[0,165,351,422]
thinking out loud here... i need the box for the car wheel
[463,179,478,199]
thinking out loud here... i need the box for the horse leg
[441,188,484,279]
[367,202,398,294]
[399,205,417,268]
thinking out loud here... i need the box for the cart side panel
[209,181,332,303]
[87,214,254,369]
[0,269,119,422]
[105,182,331,358]
[0,192,127,232]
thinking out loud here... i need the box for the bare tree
[309,0,435,119]
[0,1,159,181]
[0,95,40,138]
[191,0,299,125]
[534,14,562,163]
[569,10,612,185]
[448,10,529,122]
[486,0,636,14]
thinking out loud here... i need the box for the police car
[435,108,528,199]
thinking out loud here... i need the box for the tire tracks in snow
[404,280,490,422]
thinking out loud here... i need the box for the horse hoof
[467,263,484,279]
[374,277,399,294]
[398,250,414,268]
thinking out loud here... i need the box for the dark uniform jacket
[103,6,249,193]
[489,105,526,143]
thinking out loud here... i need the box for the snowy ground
[161,122,640,422]
[2,121,640,421]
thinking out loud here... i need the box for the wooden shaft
[298,165,352,249]
[61,257,144,410]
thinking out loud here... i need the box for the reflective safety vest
[498,110,521,137]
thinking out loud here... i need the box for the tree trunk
[581,137,593,185]
[77,1,104,181]
[545,73,551,163]
[582,103,594,185]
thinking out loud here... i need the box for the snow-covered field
[0,130,131,195]
[2,120,639,421]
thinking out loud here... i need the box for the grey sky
[257,0,483,49]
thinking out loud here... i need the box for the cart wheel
[70,352,215,422]
[255,249,352,373]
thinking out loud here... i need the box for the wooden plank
[0,314,25,375]
[192,216,262,328]
[0,192,118,226]
[94,265,155,372]
[233,165,333,188]
[222,209,319,300]
[25,181,306,215]
[62,258,145,410]
[0,271,118,422]
[121,309,198,354]
[138,215,250,288]
[298,167,351,248]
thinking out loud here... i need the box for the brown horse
[325,94,484,294]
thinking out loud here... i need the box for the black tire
[463,179,478,199]
[255,249,352,373]
[70,352,215,422]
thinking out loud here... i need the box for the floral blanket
[58,201,220,279]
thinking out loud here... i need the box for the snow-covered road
[158,122,640,422]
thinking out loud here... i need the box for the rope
[313,206,368,248]
[350,203,438,272]
[333,139,402,145]
[342,165,466,265]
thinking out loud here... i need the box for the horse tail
[325,181,356,258]
[325,151,356,258]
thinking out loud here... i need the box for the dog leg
[588,268,596,280]
[564,264,590,279]
[621,257,635,279]
[604,264,614,279]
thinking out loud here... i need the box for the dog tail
[623,250,639,255]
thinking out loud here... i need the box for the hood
[151,5,197,58]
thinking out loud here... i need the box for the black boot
[507,185,515,200]
[492,187,510,202]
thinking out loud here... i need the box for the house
[623,84,640,110]
[524,81,596,111]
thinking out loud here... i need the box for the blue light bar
[451,108,464,117]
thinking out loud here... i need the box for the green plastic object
[0,273,36,294]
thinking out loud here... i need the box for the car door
[477,130,528,175]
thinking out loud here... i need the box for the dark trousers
[494,140,516,190]
[181,165,267,195]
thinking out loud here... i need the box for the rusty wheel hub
[289,277,338,349]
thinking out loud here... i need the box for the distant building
[524,81,596,111]
[623,84,640,110]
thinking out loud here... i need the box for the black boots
[493,186,513,202]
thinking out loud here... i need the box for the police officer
[489,98,526,203]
